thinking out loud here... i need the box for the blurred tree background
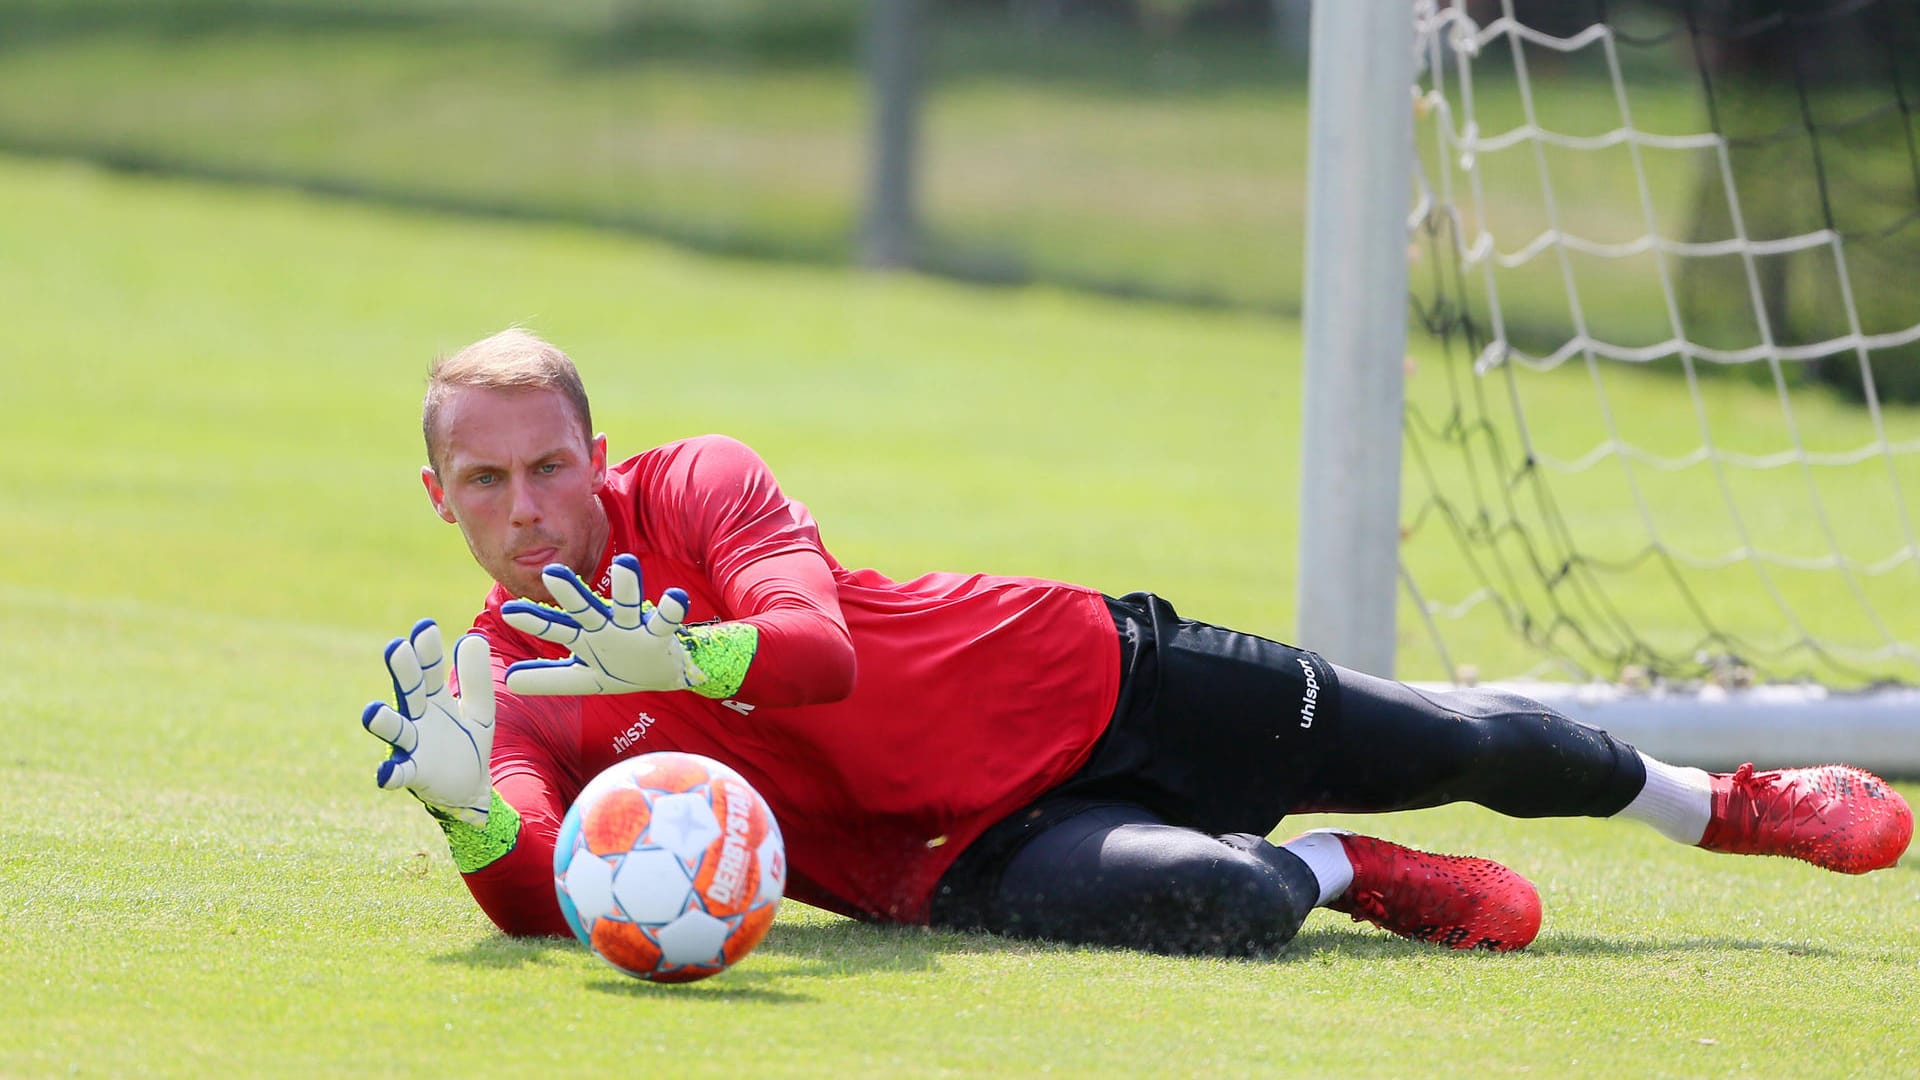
[0,0,1319,313]
[0,0,1915,397]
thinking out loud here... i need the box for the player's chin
[495,565,555,605]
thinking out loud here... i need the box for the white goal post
[1297,0,1920,774]
[1296,0,1415,680]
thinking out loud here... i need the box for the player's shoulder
[651,432,763,460]
[622,434,773,484]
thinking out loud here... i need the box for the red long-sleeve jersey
[459,435,1119,931]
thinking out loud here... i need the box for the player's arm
[709,546,854,704]
[360,619,521,874]
[673,434,855,704]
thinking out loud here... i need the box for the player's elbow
[817,637,857,702]
[737,612,858,705]
[796,627,858,704]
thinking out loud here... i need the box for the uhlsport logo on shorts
[1297,657,1321,729]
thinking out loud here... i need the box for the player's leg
[983,803,1315,956]
[1096,593,1645,830]
[931,801,1539,954]
[1299,668,1645,818]
[1312,668,1912,873]
[1100,592,1909,874]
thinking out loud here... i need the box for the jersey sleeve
[641,436,856,705]
[457,759,575,937]
[445,635,584,937]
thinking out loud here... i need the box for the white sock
[1281,829,1356,907]
[1617,752,1714,845]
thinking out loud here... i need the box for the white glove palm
[500,555,707,696]
[361,619,496,826]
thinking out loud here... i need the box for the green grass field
[3,155,1917,1077]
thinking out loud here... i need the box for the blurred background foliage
[1,0,1915,397]
[0,0,1315,311]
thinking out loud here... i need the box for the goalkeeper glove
[361,619,495,826]
[500,555,708,696]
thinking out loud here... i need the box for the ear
[421,466,458,524]
[589,433,609,493]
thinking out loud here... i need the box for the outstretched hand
[360,620,496,826]
[499,555,710,696]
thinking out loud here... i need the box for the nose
[507,475,542,527]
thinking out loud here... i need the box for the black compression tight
[1297,666,1646,819]
[938,669,1647,956]
[979,803,1321,957]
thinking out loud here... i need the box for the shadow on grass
[1524,933,1848,959]
[583,971,816,1003]
[427,919,998,994]
[419,911,1358,976]
[760,919,1324,970]
[430,904,1872,987]
[1280,926,1855,961]
[752,919,1059,972]
[432,933,580,970]
[0,135,1296,320]
[431,932,821,1002]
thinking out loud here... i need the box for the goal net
[1312,0,1920,769]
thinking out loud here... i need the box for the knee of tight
[1166,848,1311,957]
[999,841,1312,958]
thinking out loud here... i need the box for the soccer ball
[553,752,785,983]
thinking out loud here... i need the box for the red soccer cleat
[1698,763,1913,874]
[1312,832,1541,952]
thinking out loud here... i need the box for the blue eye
[539,462,560,475]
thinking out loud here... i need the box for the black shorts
[932,591,1341,926]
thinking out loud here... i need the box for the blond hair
[423,328,594,471]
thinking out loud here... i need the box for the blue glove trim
[543,562,613,622]
[504,656,588,679]
[499,599,585,631]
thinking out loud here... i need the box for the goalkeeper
[362,328,1912,956]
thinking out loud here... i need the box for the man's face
[421,385,610,603]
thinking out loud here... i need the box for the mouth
[512,545,560,569]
